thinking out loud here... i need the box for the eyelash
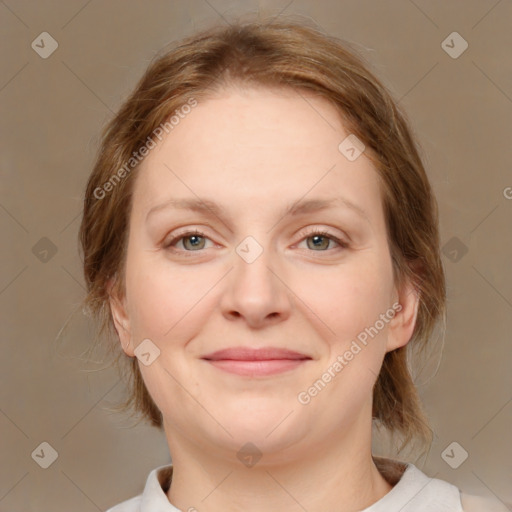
[163,228,349,256]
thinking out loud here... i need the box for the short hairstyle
[79,15,446,457]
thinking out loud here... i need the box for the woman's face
[110,86,418,462]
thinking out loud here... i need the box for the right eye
[164,229,214,253]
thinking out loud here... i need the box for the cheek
[298,258,393,339]
[125,256,214,341]
[298,262,394,420]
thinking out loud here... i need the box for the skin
[109,85,420,512]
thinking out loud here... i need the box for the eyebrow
[145,196,370,227]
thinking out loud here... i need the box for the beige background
[1,1,511,511]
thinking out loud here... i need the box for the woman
[79,17,508,512]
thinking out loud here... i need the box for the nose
[220,239,292,328]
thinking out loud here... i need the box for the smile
[204,358,309,377]
[201,347,312,377]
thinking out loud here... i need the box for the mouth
[201,347,312,377]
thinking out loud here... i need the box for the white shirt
[105,458,509,512]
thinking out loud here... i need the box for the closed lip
[201,347,311,361]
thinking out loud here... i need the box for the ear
[107,277,134,357]
[386,274,421,353]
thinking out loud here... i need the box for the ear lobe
[107,278,134,357]
[386,277,421,353]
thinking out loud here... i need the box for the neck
[164,414,395,512]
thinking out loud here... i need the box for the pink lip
[202,347,311,377]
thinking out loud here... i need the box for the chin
[215,414,305,450]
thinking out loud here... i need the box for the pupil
[184,235,204,250]
[311,235,327,249]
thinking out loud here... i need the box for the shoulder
[104,495,142,512]
[461,491,510,512]
[103,464,175,512]
[371,457,509,512]
[370,457,462,511]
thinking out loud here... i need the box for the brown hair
[79,14,446,457]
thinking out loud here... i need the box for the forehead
[131,86,383,224]
[150,85,349,160]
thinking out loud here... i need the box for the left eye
[296,229,348,252]
[164,228,348,253]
